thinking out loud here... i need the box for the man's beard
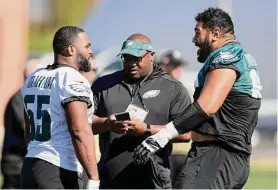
[77,52,91,72]
[197,38,212,63]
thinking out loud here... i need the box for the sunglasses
[121,52,149,64]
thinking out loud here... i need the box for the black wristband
[144,124,152,136]
[172,101,210,134]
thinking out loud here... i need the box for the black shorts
[169,154,187,187]
[20,157,83,189]
[174,141,250,189]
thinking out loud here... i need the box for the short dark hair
[52,26,84,55]
[195,7,234,34]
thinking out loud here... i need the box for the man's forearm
[91,115,109,134]
[149,124,163,135]
[149,125,191,142]
[171,101,210,135]
[171,132,191,143]
[125,124,164,136]
[65,102,99,181]
[126,123,191,142]
[71,127,99,180]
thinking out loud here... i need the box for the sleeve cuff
[61,96,92,109]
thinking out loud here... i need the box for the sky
[83,0,277,99]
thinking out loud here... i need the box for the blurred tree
[29,0,99,52]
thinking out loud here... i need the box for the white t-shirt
[21,65,94,174]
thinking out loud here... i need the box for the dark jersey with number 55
[193,42,262,154]
[21,65,94,173]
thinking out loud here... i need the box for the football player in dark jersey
[133,7,262,189]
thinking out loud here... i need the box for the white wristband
[86,179,100,189]
[151,122,179,148]
[165,121,179,138]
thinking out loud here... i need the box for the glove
[133,124,178,165]
[86,179,100,189]
[133,136,162,165]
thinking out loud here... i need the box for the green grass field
[245,167,277,189]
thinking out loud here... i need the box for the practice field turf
[244,167,277,189]
[244,158,277,189]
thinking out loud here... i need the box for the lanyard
[138,93,148,112]
[130,87,148,111]
[129,84,148,112]
[125,73,151,112]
